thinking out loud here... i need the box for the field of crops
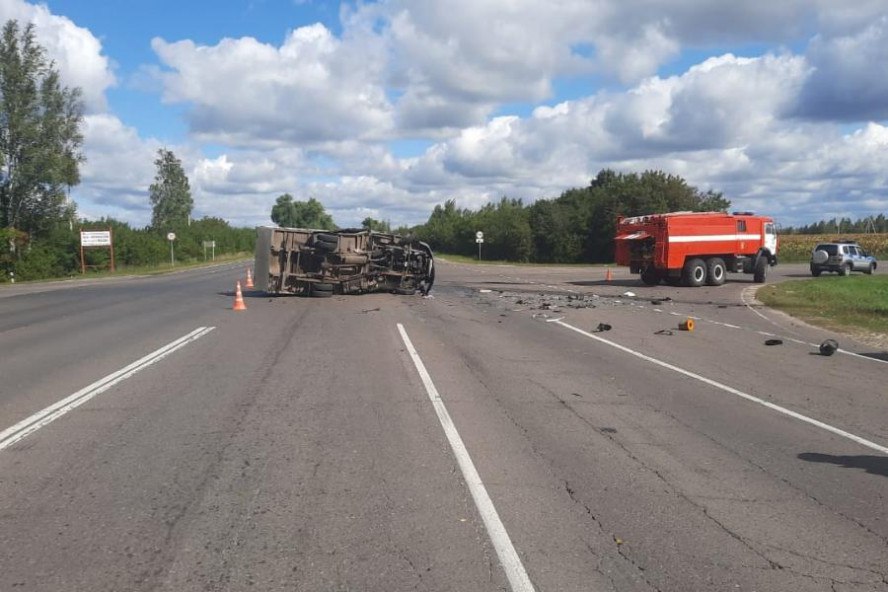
[777,233,888,262]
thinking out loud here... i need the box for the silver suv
[810,241,877,276]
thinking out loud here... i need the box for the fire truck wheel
[705,258,726,286]
[640,266,661,285]
[753,256,768,283]
[682,258,707,287]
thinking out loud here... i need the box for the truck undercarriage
[254,226,435,297]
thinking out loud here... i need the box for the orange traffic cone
[245,267,254,288]
[605,267,613,283]
[233,281,247,311]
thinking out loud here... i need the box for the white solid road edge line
[554,320,888,456]
[397,323,536,592]
[0,326,215,451]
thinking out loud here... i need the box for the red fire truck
[614,211,778,286]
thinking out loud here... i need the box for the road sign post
[167,232,176,266]
[475,231,484,260]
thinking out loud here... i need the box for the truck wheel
[753,256,768,283]
[314,233,338,244]
[310,282,334,297]
[705,258,726,286]
[640,266,661,286]
[682,258,706,287]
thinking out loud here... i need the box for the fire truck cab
[614,211,778,287]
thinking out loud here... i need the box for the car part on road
[654,329,675,335]
[819,339,839,356]
[764,339,783,346]
[679,318,695,331]
[593,323,612,332]
[255,226,435,297]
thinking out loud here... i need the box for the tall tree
[149,148,193,229]
[0,20,84,248]
[270,194,335,229]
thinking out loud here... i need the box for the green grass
[2,252,253,285]
[757,274,888,335]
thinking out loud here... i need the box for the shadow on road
[798,452,888,478]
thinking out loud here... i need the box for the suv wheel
[810,265,821,277]
[865,262,875,275]
[840,262,851,276]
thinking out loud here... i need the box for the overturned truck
[254,226,435,297]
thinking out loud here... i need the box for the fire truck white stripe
[668,234,762,243]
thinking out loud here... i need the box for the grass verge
[757,274,888,335]
[2,252,253,285]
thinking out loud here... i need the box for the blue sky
[10,1,888,229]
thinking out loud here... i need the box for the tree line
[781,215,888,235]
[0,20,254,282]
[413,169,731,262]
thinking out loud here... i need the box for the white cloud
[151,22,392,147]
[0,0,115,112]
[20,0,888,230]
[794,16,888,121]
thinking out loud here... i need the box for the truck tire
[314,233,338,244]
[753,256,768,283]
[640,266,661,286]
[705,258,726,286]
[310,282,334,297]
[682,258,706,287]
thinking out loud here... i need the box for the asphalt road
[0,261,885,591]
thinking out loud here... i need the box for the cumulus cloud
[151,23,392,147]
[24,0,888,230]
[0,1,115,112]
[794,16,888,122]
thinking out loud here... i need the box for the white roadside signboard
[80,230,112,247]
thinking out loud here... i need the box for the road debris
[654,329,674,336]
[593,322,612,332]
[622,291,636,297]
[678,318,695,331]
[819,339,839,356]
[764,339,783,346]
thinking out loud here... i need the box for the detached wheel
[682,258,706,287]
[840,262,851,276]
[705,258,726,286]
[753,256,768,283]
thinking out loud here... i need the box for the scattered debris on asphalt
[654,329,674,336]
[678,318,695,331]
[593,323,612,332]
[819,339,839,356]
[764,339,783,346]
[622,291,636,297]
